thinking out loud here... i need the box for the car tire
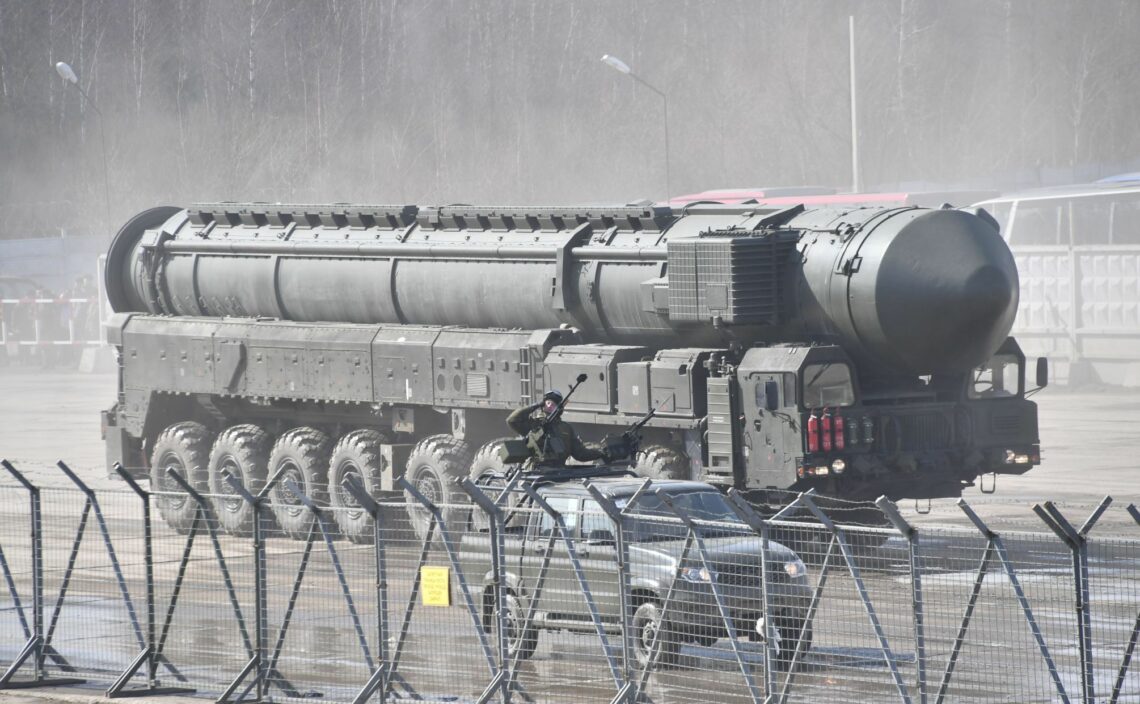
[774,615,813,669]
[328,429,390,543]
[150,422,214,533]
[495,591,538,661]
[403,434,473,544]
[633,600,680,668]
[633,445,689,481]
[208,424,273,536]
[267,427,332,540]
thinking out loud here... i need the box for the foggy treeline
[1,0,1138,240]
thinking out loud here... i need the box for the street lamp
[601,54,670,203]
[55,61,112,233]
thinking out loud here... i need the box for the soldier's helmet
[543,389,564,403]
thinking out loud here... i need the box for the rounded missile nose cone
[854,209,1018,375]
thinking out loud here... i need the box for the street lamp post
[601,54,670,203]
[55,61,112,233]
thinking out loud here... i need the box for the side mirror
[1035,357,1049,389]
[586,529,615,545]
[764,380,780,412]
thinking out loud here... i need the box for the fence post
[957,499,1070,704]
[1110,504,1140,704]
[0,459,85,689]
[584,479,644,704]
[162,467,258,684]
[457,476,516,704]
[877,496,927,704]
[106,463,194,697]
[215,467,278,703]
[520,483,626,694]
[344,476,417,704]
[397,476,500,695]
[1032,497,1112,704]
[800,493,912,704]
[655,488,762,704]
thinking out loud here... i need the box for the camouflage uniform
[506,399,605,467]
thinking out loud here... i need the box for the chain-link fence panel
[3,463,1140,703]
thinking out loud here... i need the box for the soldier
[507,389,606,467]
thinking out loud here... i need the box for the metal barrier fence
[1,255,108,364]
[1,458,1138,703]
[0,297,101,347]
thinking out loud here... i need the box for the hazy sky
[2,0,1138,238]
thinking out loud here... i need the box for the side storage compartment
[542,344,649,413]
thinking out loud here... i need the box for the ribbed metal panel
[897,412,952,451]
[667,230,797,324]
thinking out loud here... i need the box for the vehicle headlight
[783,559,806,579]
[681,566,714,583]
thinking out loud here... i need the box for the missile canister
[105,201,1017,376]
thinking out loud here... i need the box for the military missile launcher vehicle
[101,200,1043,538]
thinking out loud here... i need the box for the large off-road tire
[267,427,332,540]
[467,438,514,531]
[403,435,473,544]
[493,590,539,661]
[207,424,273,536]
[633,600,681,668]
[327,429,389,543]
[469,437,513,485]
[150,422,214,534]
[633,444,690,481]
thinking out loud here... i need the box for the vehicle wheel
[633,445,690,481]
[328,429,388,543]
[467,438,514,531]
[469,437,513,486]
[633,600,680,668]
[267,427,332,540]
[150,422,214,533]
[208,424,273,536]
[494,591,538,661]
[774,615,813,667]
[403,435,473,544]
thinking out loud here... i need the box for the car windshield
[621,490,745,542]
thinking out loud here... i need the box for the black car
[459,474,812,667]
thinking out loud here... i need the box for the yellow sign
[420,566,451,606]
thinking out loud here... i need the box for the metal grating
[466,374,489,398]
[667,229,798,324]
[897,412,953,451]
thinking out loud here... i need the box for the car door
[579,499,621,621]
[521,495,580,620]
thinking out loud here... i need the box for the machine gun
[600,394,675,464]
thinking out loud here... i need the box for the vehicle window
[580,500,613,541]
[969,354,1021,398]
[981,202,1012,235]
[802,363,855,407]
[1111,196,1140,245]
[1071,196,1111,245]
[1009,201,1067,246]
[754,379,775,408]
[626,490,742,542]
[671,490,739,522]
[535,496,579,538]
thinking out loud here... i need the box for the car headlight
[783,559,806,579]
[681,566,714,583]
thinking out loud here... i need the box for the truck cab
[734,340,1043,502]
